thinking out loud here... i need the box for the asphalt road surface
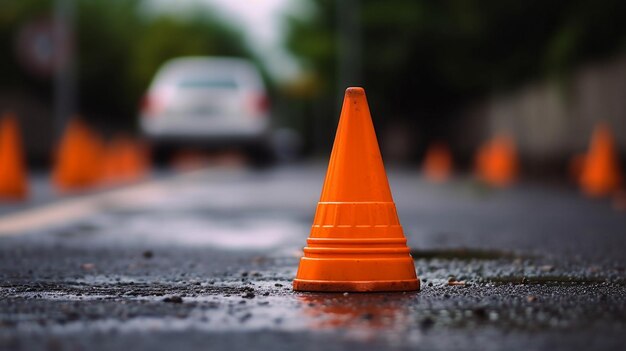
[1,164,625,350]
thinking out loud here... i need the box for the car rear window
[177,79,238,90]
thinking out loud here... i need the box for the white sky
[148,0,304,82]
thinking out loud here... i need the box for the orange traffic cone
[293,87,420,292]
[102,135,149,184]
[579,123,622,197]
[474,134,518,187]
[422,142,453,182]
[0,113,28,200]
[52,119,104,191]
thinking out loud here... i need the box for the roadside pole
[53,0,77,141]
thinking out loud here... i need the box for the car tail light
[140,94,164,116]
[140,95,154,116]
[253,94,270,115]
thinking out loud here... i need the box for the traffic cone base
[294,232,420,291]
[293,278,420,293]
[293,87,419,292]
[294,244,420,292]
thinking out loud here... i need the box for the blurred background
[1,0,625,179]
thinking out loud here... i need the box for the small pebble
[163,296,183,304]
[473,308,488,320]
[420,317,435,330]
[539,265,554,272]
[448,280,466,286]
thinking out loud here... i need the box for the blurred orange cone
[474,134,518,187]
[579,123,622,197]
[422,142,453,182]
[52,119,104,191]
[102,136,149,184]
[293,87,420,292]
[0,113,28,200]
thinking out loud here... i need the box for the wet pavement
[1,164,625,350]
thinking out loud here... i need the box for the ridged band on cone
[293,87,419,292]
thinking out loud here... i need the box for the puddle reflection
[298,293,416,333]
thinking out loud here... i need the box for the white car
[139,57,272,162]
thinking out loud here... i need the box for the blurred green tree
[0,0,252,131]
[285,0,626,157]
[80,0,252,130]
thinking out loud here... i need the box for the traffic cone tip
[345,87,365,96]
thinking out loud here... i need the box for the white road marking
[0,170,207,236]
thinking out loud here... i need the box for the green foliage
[285,0,337,93]
[130,14,249,95]
[78,0,251,128]
[286,0,626,143]
[0,0,252,129]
